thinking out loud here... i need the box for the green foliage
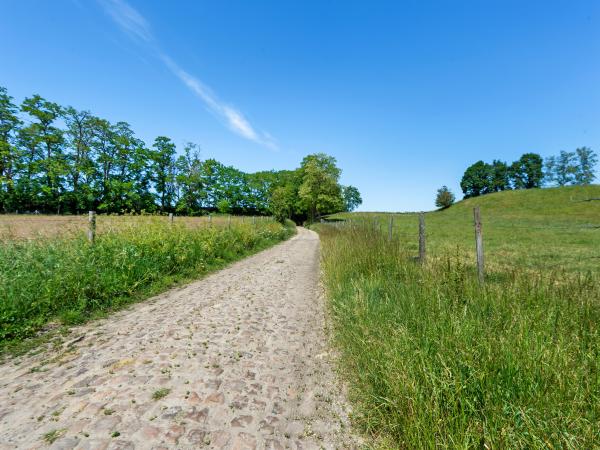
[461,148,596,200]
[342,185,362,212]
[490,159,511,191]
[216,199,231,214]
[0,218,294,342]
[574,146,597,185]
[175,142,204,214]
[43,429,66,444]
[434,185,455,208]
[462,153,548,198]
[0,86,360,221]
[0,87,21,212]
[545,147,597,187]
[545,150,576,186]
[152,388,170,400]
[460,160,492,198]
[510,153,544,189]
[317,192,600,447]
[150,136,177,212]
[298,153,344,222]
[269,186,294,223]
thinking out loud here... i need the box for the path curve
[0,227,356,450]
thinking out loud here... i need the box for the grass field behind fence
[0,215,295,343]
[330,185,600,274]
[318,185,600,448]
[0,213,265,241]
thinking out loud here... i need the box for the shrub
[435,185,455,208]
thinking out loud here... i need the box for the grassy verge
[0,218,295,348]
[317,224,599,448]
[330,185,600,273]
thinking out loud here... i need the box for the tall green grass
[331,185,600,273]
[0,218,295,341]
[318,224,599,448]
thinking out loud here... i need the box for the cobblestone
[0,228,358,449]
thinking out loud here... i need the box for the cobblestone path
[0,228,357,450]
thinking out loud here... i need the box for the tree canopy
[460,149,596,199]
[0,86,360,222]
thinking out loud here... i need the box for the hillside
[332,185,600,273]
[318,186,600,447]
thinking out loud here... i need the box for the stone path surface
[0,227,358,450]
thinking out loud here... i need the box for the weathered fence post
[252,216,256,226]
[168,213,174,225]
[88,211,96,243]
[418,213,426,264]
[473,206,485,283]
[388,216,394,241]
[208,214,212,227]
[228,215,232,229]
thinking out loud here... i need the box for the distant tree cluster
[0,86,360,221]
[459,149,597,199]
[544,147,597,187]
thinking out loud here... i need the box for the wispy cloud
[98,0,277,150]
[100,0,152,43]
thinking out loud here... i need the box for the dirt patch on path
[0,227,358,449]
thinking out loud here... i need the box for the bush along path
[0,227,358,450]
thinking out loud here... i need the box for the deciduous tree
[298,153,344,222]
[435,185,455,209]
[342,185,362,211]
[460,161,492,198]
[510,153,543,189]
[574,147,597,185]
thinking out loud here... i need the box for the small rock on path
[0,227,359,449]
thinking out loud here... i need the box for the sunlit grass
[0,217,295,342]
[330,185,600,274]
[318,186,600,448]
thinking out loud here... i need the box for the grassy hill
[331,185,600,273]
[317,185,600,448]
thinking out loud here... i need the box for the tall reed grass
[0,218,295,341]
[318,224,599,448]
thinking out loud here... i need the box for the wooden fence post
[88,211,96,243]
[473,206,485,283]
[418,213,426,264]
[252,216,256,226]
[168,213,174,225]
[228,215,232,229]
[208,214,212,227]
[388,216,394,241]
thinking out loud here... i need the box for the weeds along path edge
[315,223,600,449]
[0,226,358,449]
[0,220,297,355]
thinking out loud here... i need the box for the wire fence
[321,208,600,278]
[0,212,275,242]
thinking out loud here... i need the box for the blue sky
[1,0,599,211]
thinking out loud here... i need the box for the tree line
[0,86,361,221]
[459,148,597,199]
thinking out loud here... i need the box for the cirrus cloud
[98,0,277,150]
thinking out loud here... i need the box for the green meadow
[0,217,295,345]
[318,185,600,448]
[331,185,600,274]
